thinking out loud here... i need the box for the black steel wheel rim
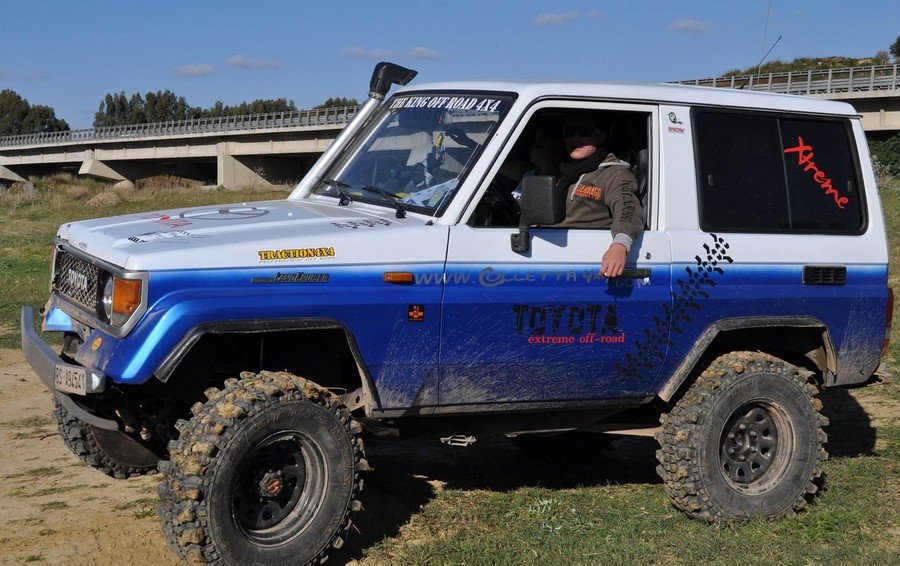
[718,401,793,494]
[231,430,327,545]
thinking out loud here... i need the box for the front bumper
[20,306,118,430]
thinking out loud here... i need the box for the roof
[395,80,859,117]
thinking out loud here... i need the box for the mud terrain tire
[656,351,827,523]
[157,371,366,565]
[52,396,159,479]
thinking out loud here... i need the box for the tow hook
[440,435,477,447]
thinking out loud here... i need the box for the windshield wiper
[322,178,353,206]
[360,185,406,218]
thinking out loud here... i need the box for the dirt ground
[0,350,177,566]
[0,348,896,565]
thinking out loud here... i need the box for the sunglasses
[563,125,600,138]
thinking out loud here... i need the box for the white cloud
[226,54,280,69]
[341,47,442,60]
[0,69,47,82]
[341,47,398,59]
[535,11,580,26]
[174,64,215,77]
[670,19,710,33]
[410,47,441,60]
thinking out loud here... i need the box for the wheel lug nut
[738,455,746,461]
[749,431,757,437]
[728,432,735,439]
[738,424,746,431]
[728,448,736,454]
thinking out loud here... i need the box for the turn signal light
[113,278,142,315]
[383,272,414,284]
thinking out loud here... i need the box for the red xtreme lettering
[783,136,849,209]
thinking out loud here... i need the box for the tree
[0,89,68,136]
[0,89,30,135]
[891,35,900,61]
[314,97,359,109]
[22,105,69,133]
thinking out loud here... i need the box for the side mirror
[511,175,565,253]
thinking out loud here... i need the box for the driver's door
[438,101,671,406]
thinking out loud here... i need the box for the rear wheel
[52,397,158,479]
[656,351,827,523]
[157,371,366,565]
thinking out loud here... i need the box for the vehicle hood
[58,198,428,271]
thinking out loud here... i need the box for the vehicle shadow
[818,385,877,457]
[332,385,879,563]
[331,432,660,563]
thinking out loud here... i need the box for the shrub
[86,191,122,208]
[870,133,900,178]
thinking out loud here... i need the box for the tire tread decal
[614,233,733,382]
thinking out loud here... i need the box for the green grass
[5,466,62,479]
[1,177,898,563]
[38,501,68,511]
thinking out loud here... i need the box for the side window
[470,108,651,228]
[780,119,863,231]
[696,112,790,231]
[696,110,864,234]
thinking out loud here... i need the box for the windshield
[313,92,515,215]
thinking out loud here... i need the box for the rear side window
[695,110,864,234]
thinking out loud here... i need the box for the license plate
[55,364,87,395]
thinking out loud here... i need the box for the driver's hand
[599,243,627,278]
[446,128,476,148]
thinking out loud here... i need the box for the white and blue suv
[21,63,892,564]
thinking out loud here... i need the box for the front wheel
[656,352,828,523]
[52,397,158,479]
[157,371,366,565]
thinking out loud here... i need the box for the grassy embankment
[0,175,897,564]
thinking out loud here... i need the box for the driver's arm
[600,169,643,277]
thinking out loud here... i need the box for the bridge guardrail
[0,106,359,149]
[674,64,899,96]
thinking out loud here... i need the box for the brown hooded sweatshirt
[557,152,643,251]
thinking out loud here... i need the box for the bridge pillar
[79,158,128,182]
[0,165,27,183]
[78,156,172,189]
[217,142,273,188]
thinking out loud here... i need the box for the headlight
[101,277,113,321]
[100,276,142,326]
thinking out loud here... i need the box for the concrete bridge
[675,64,900,134]
[2,64,898,188]
[0,106,357,187]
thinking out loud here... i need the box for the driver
[555,113,643,278]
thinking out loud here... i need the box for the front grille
[54,251,103,314]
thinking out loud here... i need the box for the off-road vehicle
[22,62,892,564]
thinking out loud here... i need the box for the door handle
[618,268,651,279]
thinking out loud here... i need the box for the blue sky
[2,0,897,129]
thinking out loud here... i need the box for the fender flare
[657,316,837,402]
[153,318,380,410]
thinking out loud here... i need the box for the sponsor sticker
[408,304,425,322]
[258,247,335,262]
[332,219,393,229]
[250,272,329,284]
[390,96,503,112]
[128,230,211,244]
[513,304,622,345]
